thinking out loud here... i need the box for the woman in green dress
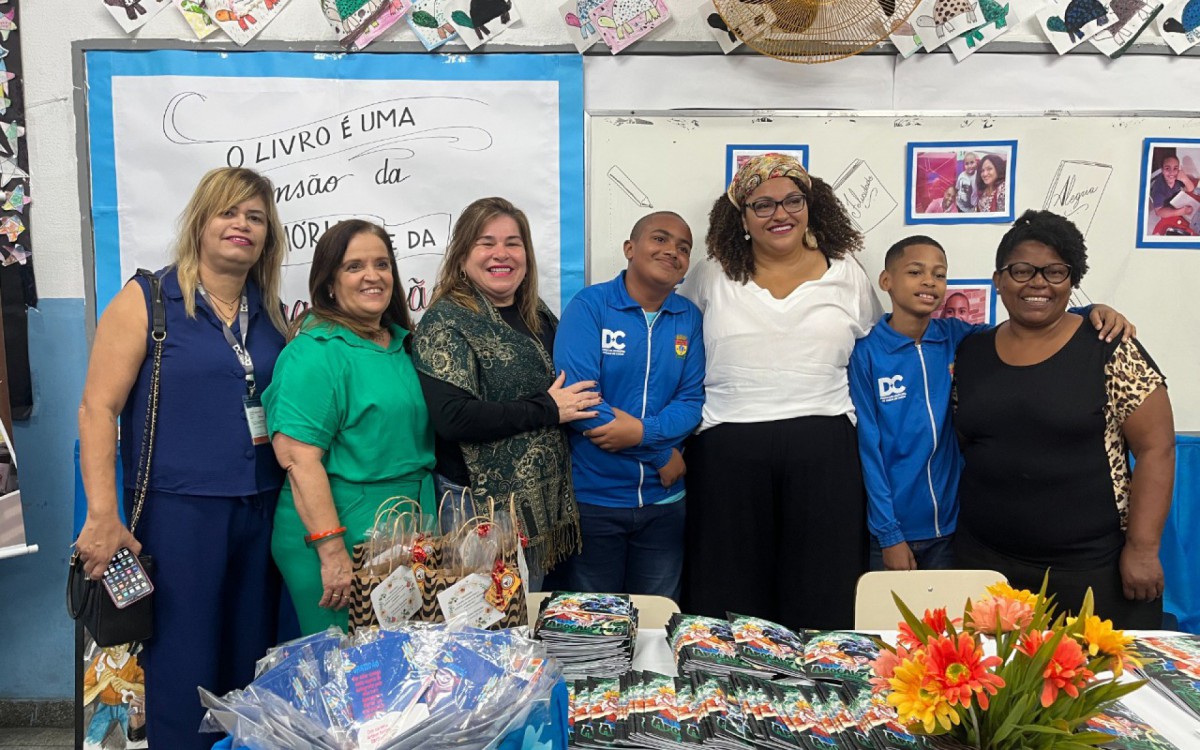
[264,219,435,634]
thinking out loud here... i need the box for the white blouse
[679,255,882,431]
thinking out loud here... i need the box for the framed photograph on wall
[1137,138,1200,249]
[935,279,996,326]
[725,144,809,187]
[906,141,1017,224]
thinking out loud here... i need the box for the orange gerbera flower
[924,633,1005,709]
[887,655,961,733]
[922,607,951,634]
[1039,635,1095,707]
[1073,615,1142,677]
[1017,629,1051,658]
[968,596,1034,636]
[986,582,1039,608]
[897,622,923,651]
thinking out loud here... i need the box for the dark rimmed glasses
[998,262,1072,284]
[745,194,807,218]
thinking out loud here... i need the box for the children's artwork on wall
[560,0,605,52]
[832,159,898,234]
[591,0,671,54]
[1137,139,1200,249]
[100,0,172,34]
[947,0,1017,60]
[1157,0,1200,52]
[1037,0,1117,53]
[912,0,986,52]
[906,141,1017,224]
[322,0,412,50]
[407,0,458,49]
[0,121,24,184]
[888,18,924,56]
[725,144,809,188]
[699,0,742,54]
[209,0,294,46]
[1089,0,1161,56]
[444,0,519,50]
[935,280,996,326]
[1041,160,1112,235]
[173,0,220,39]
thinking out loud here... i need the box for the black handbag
[67,269,165,647]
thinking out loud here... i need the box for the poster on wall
[1137,138,1200,249]
[906,140,1017,225]
[85,51,586,321]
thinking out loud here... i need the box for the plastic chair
[526,592,681,629]
[854,569,1006,630]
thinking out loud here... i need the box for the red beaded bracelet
[304,526,347,548]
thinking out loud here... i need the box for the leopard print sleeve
[1102,338,1165,529]
[1105,339,1165,425]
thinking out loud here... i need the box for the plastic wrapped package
[202,624,565,750]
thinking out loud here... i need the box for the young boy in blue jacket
[849,236,1130,572]
[553,211,705,601]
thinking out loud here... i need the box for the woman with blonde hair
[412,196,599,588]
[76,167,289,750]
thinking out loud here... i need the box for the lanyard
[198,284,256,397]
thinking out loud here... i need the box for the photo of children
[1138,139,1200,249]
[907,141,1017,224]
[933,281,995,325]
[725,144,809,187]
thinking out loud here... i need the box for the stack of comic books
[1082,701,1181,750]
[1131,633,1200,722]
[666,614,759,677]
[566,668,937,749]
[534,592,639,679]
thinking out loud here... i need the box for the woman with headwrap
[679,154,882,629]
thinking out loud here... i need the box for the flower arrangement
[869,578,1144,750]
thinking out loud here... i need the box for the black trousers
[682,415,867,630]
[955,525,1163,630]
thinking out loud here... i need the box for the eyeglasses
[999,262,1072,284]
[745,194,807,218]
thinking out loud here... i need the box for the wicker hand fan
[714,0,920,63]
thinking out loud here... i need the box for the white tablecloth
[631,629,1200,749]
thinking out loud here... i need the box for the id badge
[243,395,269,445]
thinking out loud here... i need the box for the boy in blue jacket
[849,236,1130,572]
[553,211,705,601]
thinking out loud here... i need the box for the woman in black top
[412,197,600,588]
[954,210,1174,628]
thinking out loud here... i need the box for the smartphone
[102,547,154,609]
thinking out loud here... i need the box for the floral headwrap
[726,153,813,209]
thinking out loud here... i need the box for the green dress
[264,320,435,634]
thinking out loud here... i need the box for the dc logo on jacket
[877,375,907,402]
[602,329,626,356]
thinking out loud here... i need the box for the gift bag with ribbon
[347,496,441,632]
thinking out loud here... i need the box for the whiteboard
[588,112,1200,430]
[85,50,584,319]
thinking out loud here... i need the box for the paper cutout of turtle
[596,0,663,41]
[565,0,604,38]
[1046,0,1110,40]
[958,0,1009,45]
[412,9,458,40]
[1094,0,1160,45]
[917,0,979,38]
[1163,0,1200,34]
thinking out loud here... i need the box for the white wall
[22,2,1195,300]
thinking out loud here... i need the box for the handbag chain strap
[128,269,166,534]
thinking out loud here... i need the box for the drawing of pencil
[607,165,653,208]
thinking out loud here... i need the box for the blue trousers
[133,489,280,750]
[868,534,957,571]
[561,500,686,601]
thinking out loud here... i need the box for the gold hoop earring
[458,268,468,281]
[804,228,818,249]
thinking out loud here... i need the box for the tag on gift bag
[371,565,421,629]
[437,572,504,629]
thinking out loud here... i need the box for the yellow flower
[1074,615,1142,676]
[986,582,1039,608]
[887,655,961,733]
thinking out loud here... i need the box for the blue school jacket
[848,316,982,548]
[554,272,706,508]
